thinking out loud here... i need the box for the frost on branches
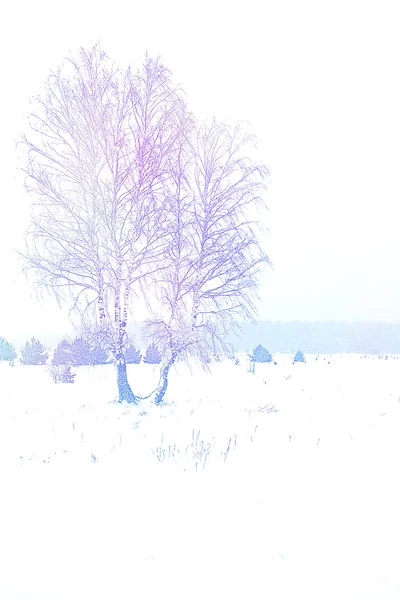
[19,43,271,405]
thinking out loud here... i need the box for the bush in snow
[52,339,72,365]
[20,337,49,365]
[249,344,273,363]
[88,344,109,365]
[293,350,305,363]
[70,337,92,365]
[143,342,162,365]
[72,337,109,365]
[53,337,109,366]
[0,336,17,364]
[47,364,76,383]
[125,344,142,364]
[70,337,109,365]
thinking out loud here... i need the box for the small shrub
[53,337,108,366]
[62,366,76,383]
[47,364,76,383]
[125,344,142,364]
[20,338,48,365]
[52,339,72,365]
[293,350,305,363]
[88,345,109,365]
[143,343,162,365]
[72,337,109,365]
[71,337,92,365]
[0,336,17,364]
[249,344,273,363]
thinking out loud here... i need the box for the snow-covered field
[1,354,400,599]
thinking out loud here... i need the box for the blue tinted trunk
[154,352,178,406]
[117,359,137,404]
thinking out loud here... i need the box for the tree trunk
[154,353,178,406]
[116,358,137,404]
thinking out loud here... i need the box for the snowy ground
[1,353,400,599]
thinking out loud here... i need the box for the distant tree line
[0,334,163,367]
[228,321,400,354]
[3,321,400,369]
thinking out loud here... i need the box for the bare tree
[18,44,190,403]
[143,119,271,404]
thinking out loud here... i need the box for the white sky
[1,0,400,344]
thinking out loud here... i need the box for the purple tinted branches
[189,121,270,347]
[144,119,271,404]
[19,45,189,403]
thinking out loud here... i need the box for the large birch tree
[143,120,271,404]
[18,44,191,403]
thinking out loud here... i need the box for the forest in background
[6,321,400,356]
[225,321,400,354]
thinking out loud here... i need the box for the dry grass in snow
[1,354,400,599]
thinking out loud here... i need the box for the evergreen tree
[125,344,142,364]
[250,344,273,363]
[0,337,17,363]
[20,338,49,365]
[71,336,109,365]
[89,345,109,365]
[293,350,305,363]
[70,337,92,365]
[143,342,162,364]
[52,339,72,365]
[53,336,109,366]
